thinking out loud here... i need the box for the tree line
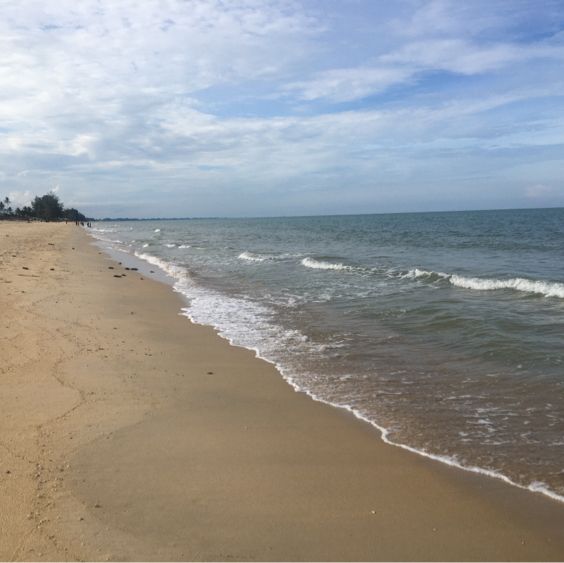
[0,193,89,222]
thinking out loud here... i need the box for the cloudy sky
[1,0,563,218]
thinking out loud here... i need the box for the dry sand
[1,221,563,561]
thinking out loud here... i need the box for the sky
[1,0,563,218]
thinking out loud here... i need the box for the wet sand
[1,221,563,561]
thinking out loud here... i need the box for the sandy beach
[1,221,563,561]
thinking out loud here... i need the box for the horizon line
[96,204,564,221]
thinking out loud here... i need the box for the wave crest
[134,251,187,279]
[239,251,267,262]
[405,269,564,298]
[301,257,353,271]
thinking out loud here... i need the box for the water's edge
[88,232,564,505]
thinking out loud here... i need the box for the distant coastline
[100,216,195,221]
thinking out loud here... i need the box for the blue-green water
[91,208,564,501]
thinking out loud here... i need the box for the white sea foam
[404,269,564,299]
[301,257,353,271]
[92,227,117,233]
[450,275,564,297]
[132,253,321,382]
[89,227,125,248]
[164,243,176,248]
[179,244,191,249]
[154,228,161,233]
[238,251,298,262]
[134,251,186,279]
[402,268,449,280]
[142,243,149,248]
[239,251,267,262]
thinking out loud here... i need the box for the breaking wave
[239,251,268,262]
[301,257,354,271]
[404,269,564,298]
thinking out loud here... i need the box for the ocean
[90,208,564,502]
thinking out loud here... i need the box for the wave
[178,244,191,249]
[238,251,300,263]
[404,269,564,299]
[402,268,449,281]
[450,275,564,298]
[133,251,186,279]
[301,257,354,271]
[154,228,161,233]
[239,251,267,262]
[92,227,117,233]
[164,243,176,248]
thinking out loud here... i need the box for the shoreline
[1,221,564,561]
[97,230,564,506]
[181,282,564,506]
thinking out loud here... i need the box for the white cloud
[381,38,564,75]
[0,0,321,153]
[7,190,34,207]
[286,66,413,102]
[289,36,564,103]
[286,0,564,103]
[393,0,496,38]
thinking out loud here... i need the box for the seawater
[91,209,564,502]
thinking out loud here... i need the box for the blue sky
[1,0,563,218]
